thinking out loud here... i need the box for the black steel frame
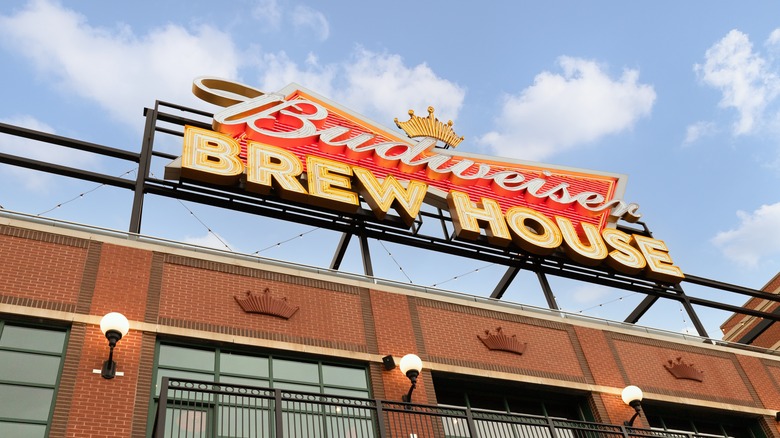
[1,101,777,342]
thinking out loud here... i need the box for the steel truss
[0,101,776,342]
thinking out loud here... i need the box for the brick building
[2,212,780,437]
[3,80,780,437]
[722,274,780,348]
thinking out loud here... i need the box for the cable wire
[378,240,413,283]
[576,293,635,314]
[430,263,494,287]
[36,167,138,216]
[253,228,320,254]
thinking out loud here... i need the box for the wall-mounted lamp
[100,312,129,379]
[399,354,423,403]
[621,385,643,426]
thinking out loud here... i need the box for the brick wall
[721,272,780,344]
[0,225,88,309]
[2,226,780,437]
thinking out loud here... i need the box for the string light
[378,241,413,283]
[679,303,692,334]
[149,170,233,252]
[175,199,232,252]
[576,292,636,314]
[36,168,138,216]
[253,228,320,254]
[431,263,494,287]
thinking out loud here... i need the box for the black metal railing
[152,378,701,438]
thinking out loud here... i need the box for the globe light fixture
[100,312,130,379]
[399,353,423,403]
[621,385,644,426]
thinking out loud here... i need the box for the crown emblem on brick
[664,357,703,382]
[234,288,299,319]
[477,327,527,355]
[394,106,464,148]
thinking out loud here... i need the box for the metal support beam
[625,295,658,324]
[129,104,158,234]
[437,208,450,240]
[330,232,352,270]
[537,268,559,310]
[490,266,520,299]
[0,153,136,189]
[0,122,140,161]
[359,231,373,277]
[674,284,709,338]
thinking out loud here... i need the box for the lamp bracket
[93,369,124,377]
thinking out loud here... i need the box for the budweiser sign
[164,77,683,284]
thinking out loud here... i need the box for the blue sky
[1,0,780,339]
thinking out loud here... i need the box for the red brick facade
[2,219,780,437]
[722,273,780,348]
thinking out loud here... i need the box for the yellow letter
[447,191,511,247]
[245,142,308,201]
[555,217,608,266]
[306,156,360,212]
[505,207,562,255]
[181,126,244,185]
[632,235,684,283]
[601,228,646,275]
[353,167,427,227]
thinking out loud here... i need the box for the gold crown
[477,327,527,355]
[234,288,299,319]
[664,357,704,382]
[394,106,464,148]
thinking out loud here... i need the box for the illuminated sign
[165,77,683,284]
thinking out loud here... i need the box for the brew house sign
[165,77,684,284]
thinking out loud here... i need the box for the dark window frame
[0,320,69,438]
[147,339,373,437]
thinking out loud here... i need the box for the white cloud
[249,1,329,42]
[1,1,461,137]
[291,5,329,42]
[683,121,716,145]
[260,51,337,98]
[251,0,283,30]
[767,28,780,48]
[695,29,780,135]
[712,202,780,267]
[259,49,465,127]
[0,0,243,128]
[338,49,465,126]
[0,115,101,191]
[478,57,655,161]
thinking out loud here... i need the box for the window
[151,343,372,437]
[0,323,67,438]
[154,343,369,397]
[645,404,766,438]
[433,373,591,438]
[434,373,588,420]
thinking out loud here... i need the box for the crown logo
[477,327,527,355]
[394,106,464,148]
[664,357,703,382]
[234,288,299,319]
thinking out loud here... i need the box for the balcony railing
[152,378,696,438]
